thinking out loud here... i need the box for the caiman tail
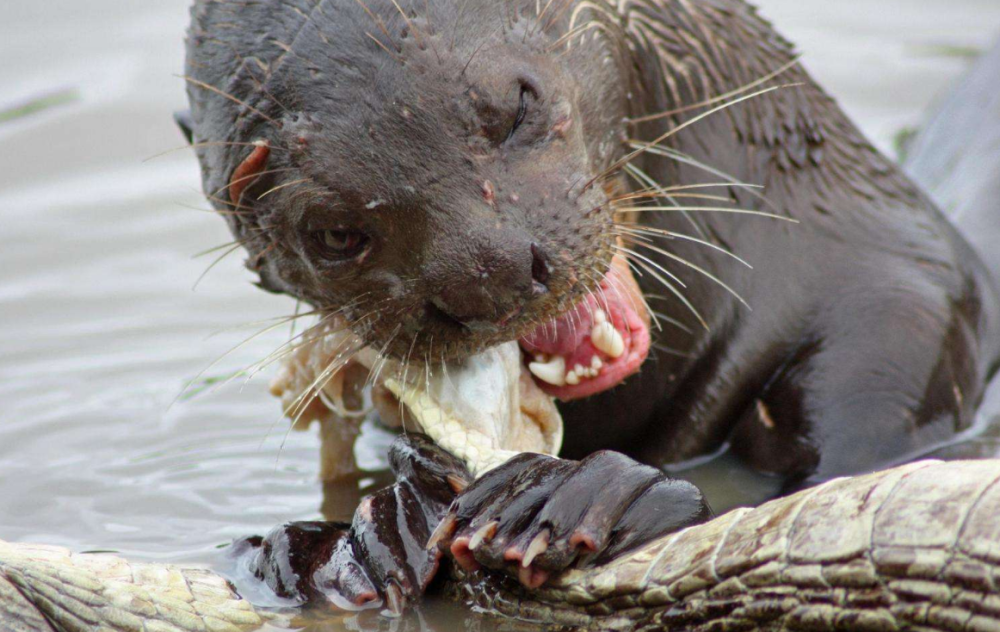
[6,460,1000,631]
[0,541,270,632]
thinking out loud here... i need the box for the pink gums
[519,265,650,401]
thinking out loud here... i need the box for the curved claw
[522,529,550,569]
[447,473,471,494]
[383,580,405,618]
[426,513,458,550]
[469,520,499,551]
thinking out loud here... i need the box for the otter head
[183,0,649,400]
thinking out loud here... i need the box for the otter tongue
[520,261,651,401]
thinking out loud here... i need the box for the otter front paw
[231,435,472,616]
[231,522,382,610]
[427,451,712,588]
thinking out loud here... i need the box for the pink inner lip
[519,265,651,401]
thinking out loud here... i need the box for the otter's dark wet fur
[185,0,1000,490]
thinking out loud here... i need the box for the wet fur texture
[185,0,1000,490]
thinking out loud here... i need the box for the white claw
[591,322,626,359]
[529,356,567,387]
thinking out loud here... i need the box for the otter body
[183,0,1000,605]
[558,1,1000,490]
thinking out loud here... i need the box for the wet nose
[431,242,551,332]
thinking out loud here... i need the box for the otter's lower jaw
[519,256,651,401]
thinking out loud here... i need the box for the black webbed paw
[231,521,382,610]
[348,439,468,613]
[231,437,710,613]
[231,434,472,616]
[427,450,712,588]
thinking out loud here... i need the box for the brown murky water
[2,2,999,630]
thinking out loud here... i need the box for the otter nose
[430,242,550,332]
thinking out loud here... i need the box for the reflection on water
[268,601,549,632]
[1,1,999,630]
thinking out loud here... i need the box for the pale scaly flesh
[269,318,563,478]
[381,342,562,477]
[0,539,272,632]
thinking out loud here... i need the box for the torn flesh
[270,322,563,479]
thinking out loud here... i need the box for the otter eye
[313,229,370,261]
[506,85,530,142]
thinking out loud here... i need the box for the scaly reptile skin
[0,540,270,632]
[6,460,1000,631]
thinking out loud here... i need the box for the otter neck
[620,0,918,210]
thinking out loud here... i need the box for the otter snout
[428,238,551,334]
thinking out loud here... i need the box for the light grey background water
[1,1,998,629]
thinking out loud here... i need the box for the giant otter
[181,0,1000,611]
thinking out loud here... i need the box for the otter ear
[174,109,195,144]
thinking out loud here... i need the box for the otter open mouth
[519,256,651,401]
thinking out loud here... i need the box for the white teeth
[591,321,626,359]
[564,362,603,385]
[529,356,567,387]
[529,355,604,388]
[528,319,620,389]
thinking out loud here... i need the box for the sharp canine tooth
[529,356,567,386]
[609,331,626,358]
[592,322,626,359]
[565,371,581,386]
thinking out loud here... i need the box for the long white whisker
[619,204,796,221]
[623,238,751,310]
[598,84,801,184]
[614,225,754,268]
[614,246,708,330]
[629,59,801,124]
[625,163,706,239]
